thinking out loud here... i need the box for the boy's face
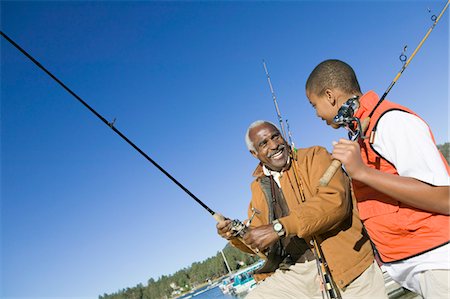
[306,89,340,129]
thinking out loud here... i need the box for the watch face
[274,223,283,231]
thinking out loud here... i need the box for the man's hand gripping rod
[318,102,370,186]
[319,0,449,186]
[214,209,267,259]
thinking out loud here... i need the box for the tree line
[99,243,259,299]
[437,142,449,164]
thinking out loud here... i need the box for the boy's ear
[325,89,337,106]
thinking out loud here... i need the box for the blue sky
[1,1,448,298]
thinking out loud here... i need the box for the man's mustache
[267,144,286,158]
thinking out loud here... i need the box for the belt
[278,249,316,271]
[296,248,315,263]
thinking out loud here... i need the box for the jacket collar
[252,163,265,178]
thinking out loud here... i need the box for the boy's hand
[332,138,367,180]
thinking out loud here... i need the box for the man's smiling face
[249,123,289,172]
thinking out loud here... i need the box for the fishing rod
[0,30,214,216]
[263,60,288,141]
[310,238,341,299]
[262,60,297,148]
[262,60,341,299]
[319,0,450,186]
[1,30,266,259]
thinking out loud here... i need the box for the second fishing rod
[262,61,341,299]
[319,0,449,186]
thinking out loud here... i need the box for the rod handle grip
[319,117,371,187]
[319,160,342,187]
[213,213,226,222]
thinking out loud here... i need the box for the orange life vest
[352,91,449,263]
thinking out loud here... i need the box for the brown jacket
[231,146,374,288]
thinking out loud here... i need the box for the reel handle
[319,117,370,187]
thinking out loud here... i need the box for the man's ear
[250,150,258,158]
[325,89,337,106]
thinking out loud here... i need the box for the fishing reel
[230,219,248,237]
[333,96,363,141]
[229,208,260,237]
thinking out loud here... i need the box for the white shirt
[262,165,282,188]
[372,110,449,186]
[373,110,450,294]
[262,157,290,188]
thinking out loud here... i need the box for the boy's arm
[333,138,450,215]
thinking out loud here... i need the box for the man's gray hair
[245,120,279,152]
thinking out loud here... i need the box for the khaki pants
[417,269,450,299]
[245,260,387,299]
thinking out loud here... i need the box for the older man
[217,120,387,299]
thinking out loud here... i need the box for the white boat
[223,260,264,296]
[219,277,233,294]
[229,270,257,296]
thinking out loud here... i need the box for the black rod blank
[1,30,215,216]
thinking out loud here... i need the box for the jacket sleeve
[279,146,351,238]
[228,238,255,254]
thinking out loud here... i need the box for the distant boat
[219,276,235,295]
[219,260,264,296]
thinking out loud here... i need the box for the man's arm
[278,146,351,238]
[242,147,353,250]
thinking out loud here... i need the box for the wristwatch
[272,219,285,237]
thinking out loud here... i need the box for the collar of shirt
[262,157,290,188]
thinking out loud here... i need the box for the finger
[332,147,348,156]
[243,232,254,244]
[216,219,231,230]
[338,138,354,144]
[242,232,250,242]
[333,145,355,156]
[333,141,353,149]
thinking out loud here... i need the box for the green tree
[437,143,449,164]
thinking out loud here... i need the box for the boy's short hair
[306,59,361,95]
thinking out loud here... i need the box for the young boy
[305,59,449,298]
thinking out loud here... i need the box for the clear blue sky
[1,1,448,298]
